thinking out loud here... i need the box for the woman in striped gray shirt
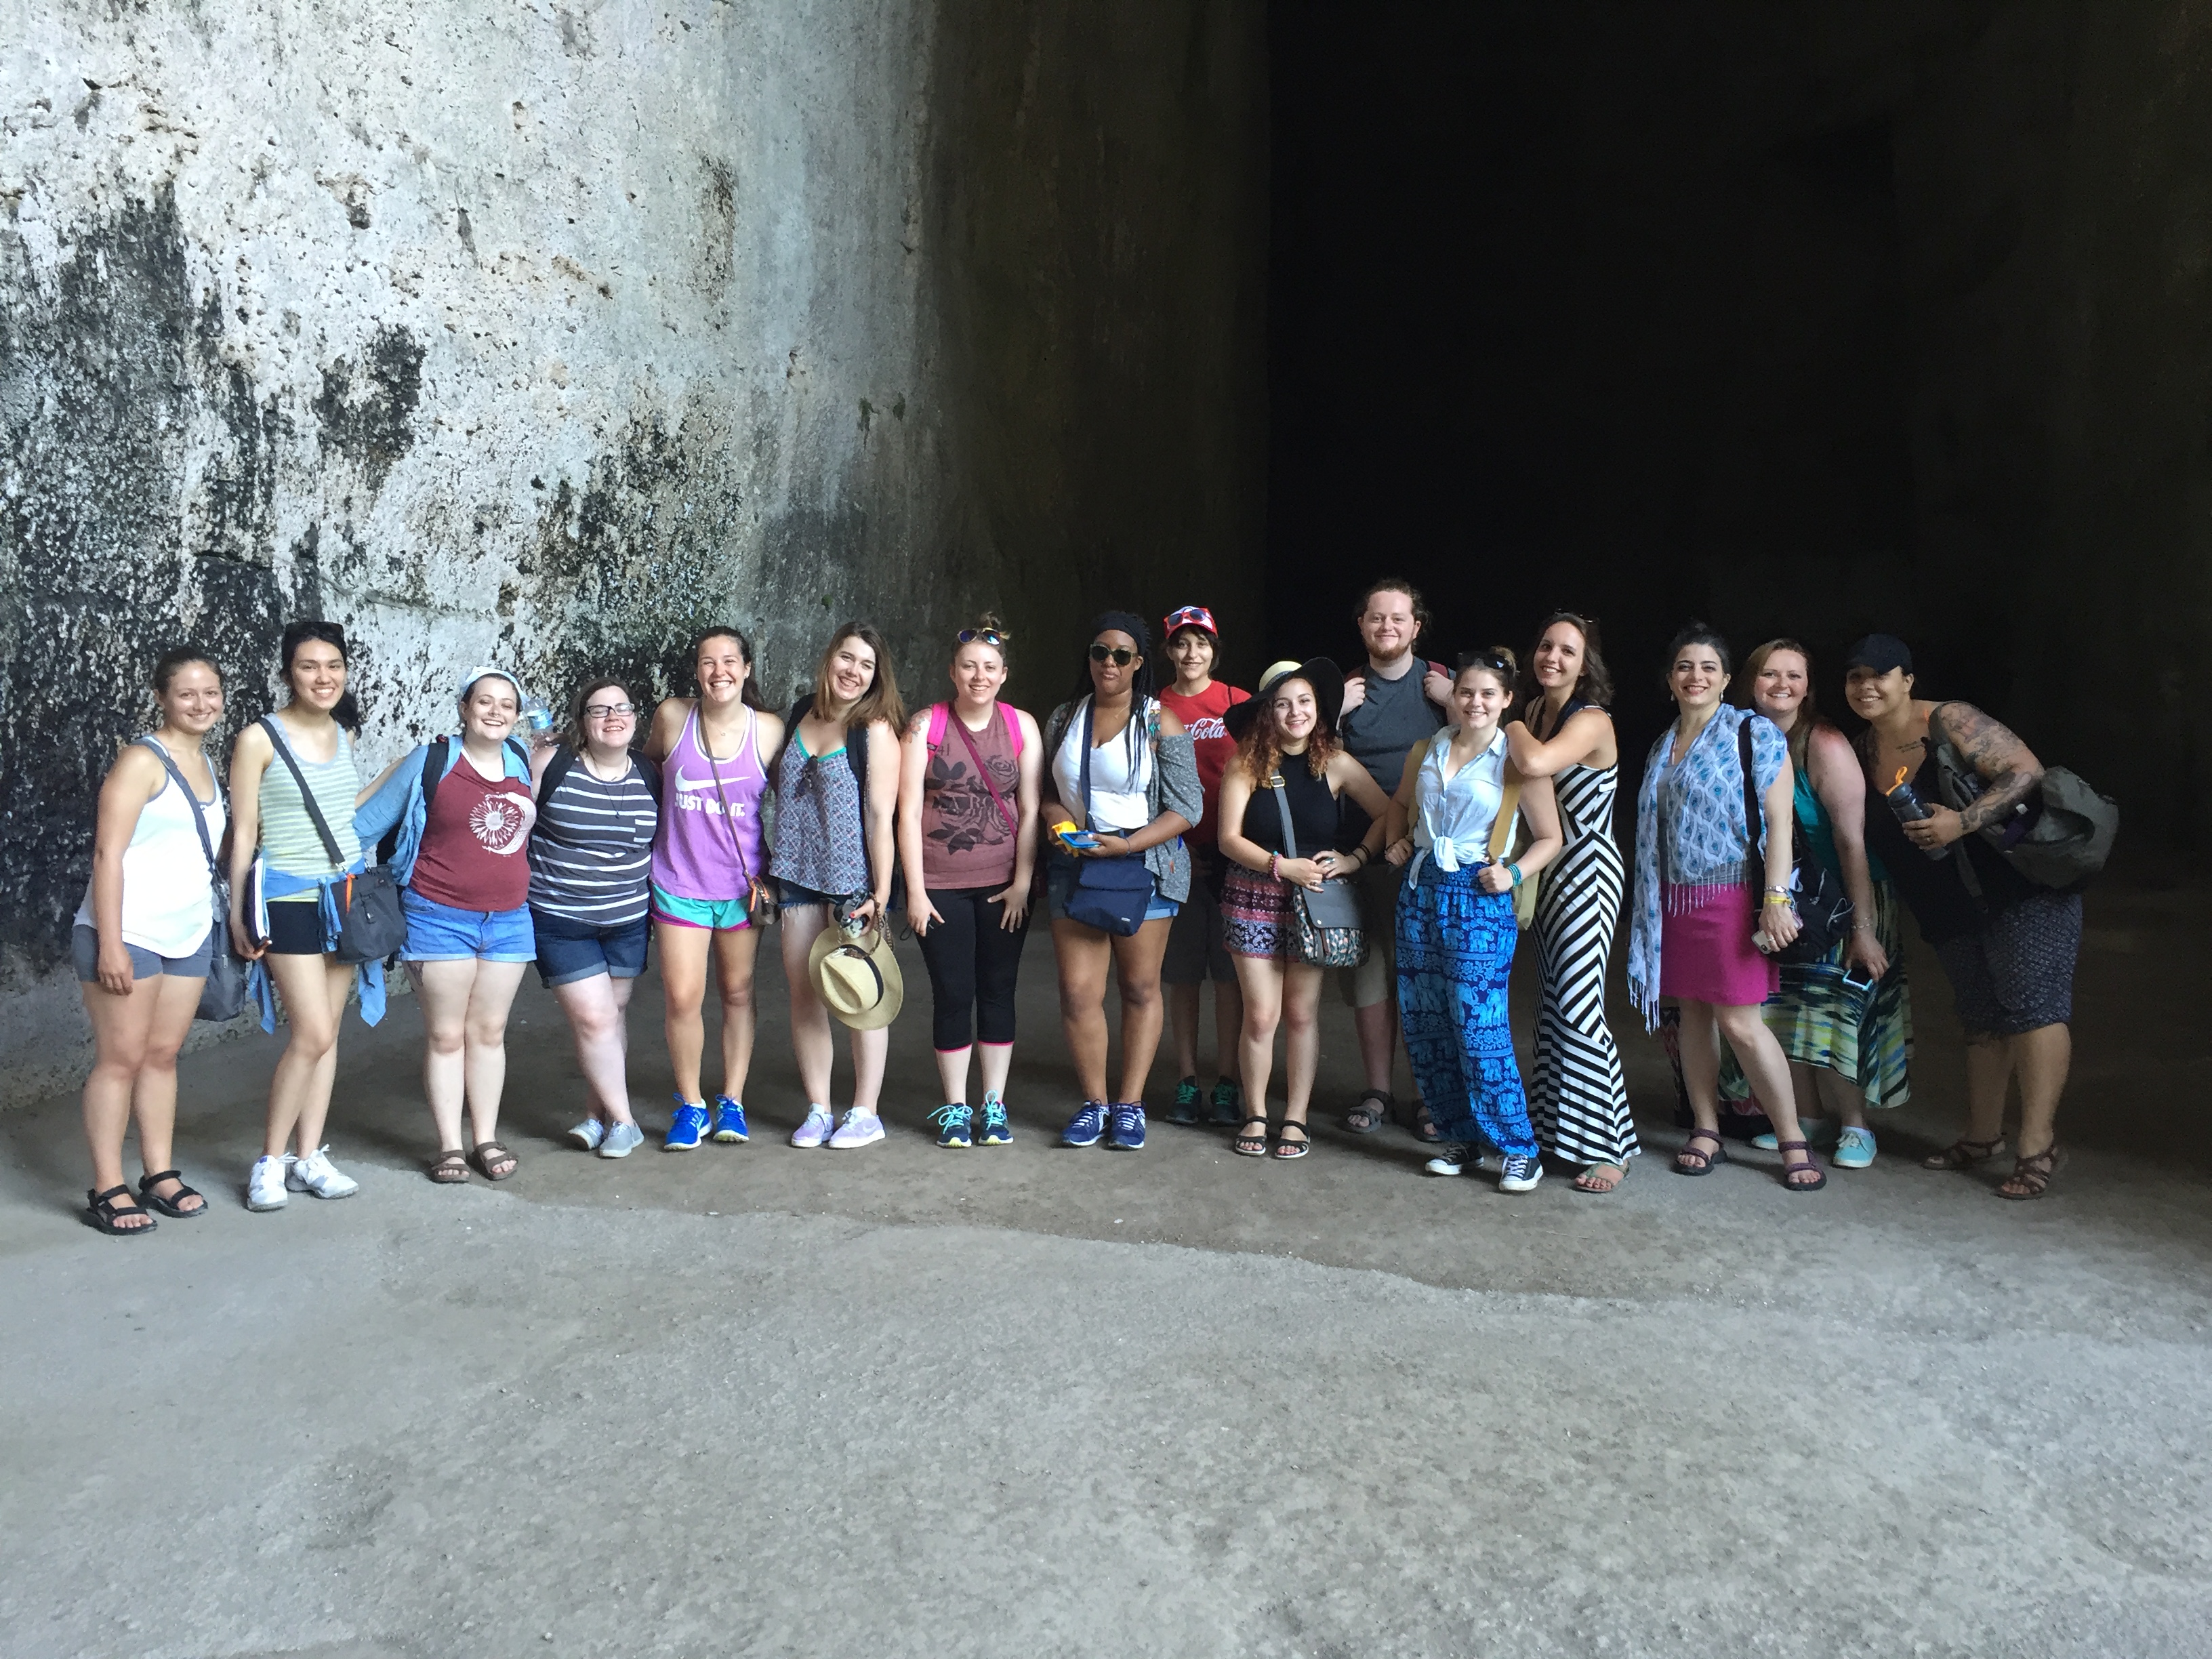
[529,678,661,1158]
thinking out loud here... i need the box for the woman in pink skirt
[1626,624,1824,1191]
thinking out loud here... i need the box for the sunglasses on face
[958,628,1009,648]
[1088,644,1136,666]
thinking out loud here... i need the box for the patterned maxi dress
[1528,749,1639,1166]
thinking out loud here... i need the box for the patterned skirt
[1220,864,1293,960]
[1721,878,1912,1108]
[1395,862,1537,1158]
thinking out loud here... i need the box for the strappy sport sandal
[1923,1135,2007,1172]
[1233,1116,1271,1158]
[1673,1126,1727,1176]
[84,1185,157,1235]
[1406,1100,1442,1144]
[1343,1088,1391,1134]
[1272,1121,1311,1160]
[428,1150,470,1184]
[1996,1145,2060,1200]
[137,1169,207,1218]
[471,1141,518,1181]
[1777,1139,1827,1193]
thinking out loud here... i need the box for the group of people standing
[68,581,2089,1233]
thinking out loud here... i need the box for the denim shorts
[532,909,651,987]
[402,890,535,962]
[72,924,214,983]
[1046,855,1179,926]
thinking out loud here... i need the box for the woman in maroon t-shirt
[1156,605,1250,1126]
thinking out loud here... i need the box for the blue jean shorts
[403,890,535,962]
[1046,855,1179,926]
[531,909,651,987]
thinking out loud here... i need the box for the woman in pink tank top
[642,627,785,1151]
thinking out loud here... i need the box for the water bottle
[1883,775,1950,861]
[520,696,555,741]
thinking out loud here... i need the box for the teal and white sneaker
[930,1103,974,1148]
[1753,1118,1833,1152]
[1831,1126,1877,1169]
[979,1092,1012,1145]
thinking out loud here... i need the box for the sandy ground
[3,880,2208,1658]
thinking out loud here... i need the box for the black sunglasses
[1088,643,1136,666]
[958,628,1009,647]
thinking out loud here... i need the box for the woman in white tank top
[73,648,227,1235]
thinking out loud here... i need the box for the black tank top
[1244,757,1344,857]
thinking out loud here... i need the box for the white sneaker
[827,1109,885,1149]
[569,1118,607,1151]
[286,1146,359,1200]
[1498,1153,1545,1193]
[1424,1143,1472,1176]
[247,1154,290,1212]
[599,1122,645,1159]
[791,1105,836,1149]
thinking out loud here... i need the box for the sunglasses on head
[1088,643,1136,666]
[958,628,1009,647]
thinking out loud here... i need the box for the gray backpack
[1929,708,2117,889]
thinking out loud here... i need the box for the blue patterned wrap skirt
[1395,861,1537,1158]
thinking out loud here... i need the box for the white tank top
[1053,699,1156,834]
[74,743,224,958]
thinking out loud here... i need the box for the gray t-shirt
[1340,659,1446,798]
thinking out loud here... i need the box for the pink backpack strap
[1000,702,1023,756]
[927,701,949,750]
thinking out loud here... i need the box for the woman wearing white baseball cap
[356,665,541,1185]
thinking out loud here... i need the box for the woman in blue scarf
[1629,624,1826,1191]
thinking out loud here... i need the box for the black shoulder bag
[1738,720,1850,966]
[136,738,247,1021]
[262,718,409,965]
[1269,774,1366,966]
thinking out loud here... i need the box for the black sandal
[1407,1100,1441,1144]
[472,1141,518,1181]
[84,1184,157,1236]
[1777,1139,1827,1192]
[1233,1116,1270,1158]
[138,1169,207,1218]
[1272,1121,1311,1160]
[1343,1088,1392,1134]
[1673,1126,1727,1176]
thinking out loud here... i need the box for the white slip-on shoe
[599,1122,645,1159]
[247,1154,290,1212]
[790,1105,836,1149]
[286,1146,359,1200]
[569,1118,607,1151]
[827,1109,885,1149]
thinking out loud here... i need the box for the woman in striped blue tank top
[226,621,368,1214]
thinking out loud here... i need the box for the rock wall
[0,0,1267,1099]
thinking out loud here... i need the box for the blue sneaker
[979,1092,1012,1146]
[1107,1101,1147,1151]
[930,1103,973,1149]
[1062,1102,1109,1147]
[710,1097,749,1143]
[665,1098,709,1151]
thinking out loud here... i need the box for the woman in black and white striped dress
[528,678,661,1158]
[1505,613,1638,1191]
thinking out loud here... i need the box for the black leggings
[914,884,1029,1051]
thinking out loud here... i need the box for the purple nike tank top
[651,705,769,900]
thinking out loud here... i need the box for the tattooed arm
[1902,701,2045,850]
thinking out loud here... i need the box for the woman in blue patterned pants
[1383,650,1564,1192]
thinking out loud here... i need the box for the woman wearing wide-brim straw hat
[808,914,905,1033]
[1213,658,1391,1159]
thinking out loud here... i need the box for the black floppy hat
[1225,657,1345,739]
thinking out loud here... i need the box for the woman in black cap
[1845,634,2076,1199]
[1214,659,1391,1157]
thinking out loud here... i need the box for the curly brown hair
[1231,681,1340,790]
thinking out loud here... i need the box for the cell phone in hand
[1058,828,1101,850]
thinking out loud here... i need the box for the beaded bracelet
[1269,851,1280,880]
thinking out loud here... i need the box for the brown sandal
[428,1150,470,1184]
[1996,1145,2060,1200]
[471,1141,517,1181]
[1776,1139,1826,1193]
[1923,1135,2008,1172]
[1673,1126,1727,1176]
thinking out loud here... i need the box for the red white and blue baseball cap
[1162,604,1219,639]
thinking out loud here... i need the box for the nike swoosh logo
[671,772,752,800]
